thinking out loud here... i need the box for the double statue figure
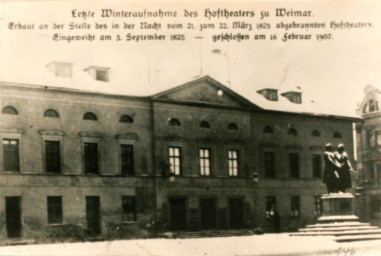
[323,143,357,194]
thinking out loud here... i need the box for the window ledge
[47,223,64,227]
[121,221,138,224]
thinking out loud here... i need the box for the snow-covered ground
[0,234,380,256]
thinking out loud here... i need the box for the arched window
[44,109,59,118]
[333,131,342,139]
[2,106,18,115]
[199,121,211,128]
[288,128,298,136]
[312,130,320,137]
[227,123,238,130]
[263,126,274,134]
[119,114,133,123]
[168,118,181,126]
[83,112,97,121]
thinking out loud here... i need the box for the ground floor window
[314,195,323,217]
[122,196,137,222]
[371,196,381,218]
[47,196,63,224]
[290,196,300,218]
[266,196,276,218]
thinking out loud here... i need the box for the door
[169,197,187,231]
[229,198,244,229]
[200,198,217,229]
[86,196,101,235]
[6,197,22,238]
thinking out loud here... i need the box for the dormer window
[46,62,72,78]
[84,66,111,82]
[257,89,278,101]
[281,91,302,104]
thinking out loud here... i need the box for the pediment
[152,76,259,109]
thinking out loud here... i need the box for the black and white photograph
[0,0,380,255]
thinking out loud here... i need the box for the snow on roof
[0,61,362,120]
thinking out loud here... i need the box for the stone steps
[163,229,255,239]
[306,222,370,228]
[291,229,381,236]
[335,234,381,243]
[298,226,379,232]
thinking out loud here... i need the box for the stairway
[290,221,381,242]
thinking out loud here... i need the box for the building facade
[356,85,381,227]
[0,76,357,242]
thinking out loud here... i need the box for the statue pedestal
[317,193,359,223]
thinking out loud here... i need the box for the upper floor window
[45,140,61,173]
[169,146,181,175]
[263,126,274,134]
[199,121,211,129]
[288,128,298,136]
[83,112,97,121]
[121,144,134,175]
[227,123,238,130]
[289,153,300,178]
[228,150,239,176]
[168,118,181,126]
[312,154,322,178]
[333,131,342,139]
[84,66,110,82]
[264,152,276,178]
[2,138,20,172]
[44,109,59,118]
[311,130,320,137]
[290,196,300,218]
[199,148,211,176]
[84,142,99,174]
[2,106,18,115]
[46,61,72,78]
[119,115,134,123]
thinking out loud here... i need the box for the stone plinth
[317,193,359,223]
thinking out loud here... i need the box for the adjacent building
[0,68,359,242]
[356,85,381,227]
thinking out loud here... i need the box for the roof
[0,62,362,120]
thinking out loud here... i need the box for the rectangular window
[199,148,211,176]
[314,195,322,217]
[264,152,275,178]
[169,147,181,175]
[376,130,381,146]
[96,70,109,82]
[45,141,61,173]
[121,144,134,175]
[84,142,99,174]
[3,139,20,172]
[47,196,63,224]
[122,196,137,222]
[312,154,321,178]
[289,153,300,178]
[291,196,300,218]
[228,150,239,176]
[266,196,276,218]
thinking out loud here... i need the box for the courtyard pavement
[0,233,380,256]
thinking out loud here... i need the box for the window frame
[168,146,182,176]
[80,135,102,175]
[43,109,60,118]
[228,149,239,177]
[266,196,276,218]
[199,148,212,176]
[47,196,63,225]
[83,112,98,121]
[264,151,276,178]
[2,138,21,173]
[312,154,322,178]
[40,132,64,174]
[119,143,135,176]
[290,196,300,218]
[1,131,23,173]
[121,196,137,223]
[289,152,300,178]
[314,195,323,218]
[168,118,181,126]
[2,106,18,115]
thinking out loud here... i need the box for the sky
[0,0,380,117]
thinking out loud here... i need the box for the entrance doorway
[229,197,244,229]
[169,197,187,230]
[86,196,101,235]
[6,197,22,238]
[200,198,217,229]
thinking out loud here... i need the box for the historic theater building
[356,85,381,226]
[0,65,359,242]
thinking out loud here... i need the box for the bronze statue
[334,144,357,192]
[323,143,341,193]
